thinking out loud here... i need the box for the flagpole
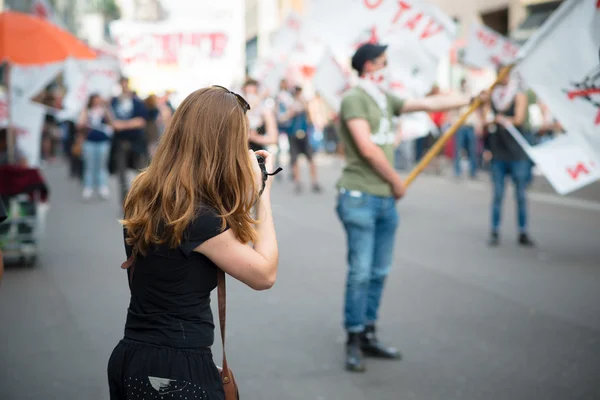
[404,64,514,187]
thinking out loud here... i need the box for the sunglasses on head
[212,85,251,114]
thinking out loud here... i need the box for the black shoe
[488,232,499,246]
[346,332,366,372]
[359,325,401,360]
[518,233,535,247]
[312,183,322,193]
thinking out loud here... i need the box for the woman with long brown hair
[107,87,279,400]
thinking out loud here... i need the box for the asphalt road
[1,158,599,400]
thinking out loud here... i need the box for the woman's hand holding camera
[250,150,275,196]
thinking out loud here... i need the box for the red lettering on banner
[389,81,404,90]
[420,19,443,39]
[489,55,502,66]
[392,1,412,25]
[364,0,383,9]
[404,12,424,31]
[353,26,379,49]
[596,110,600,125]
[567,162,591,180]
[476,29,497,48]
[288,18,301,31]
[209,33,228,57]
[502,41,519,58]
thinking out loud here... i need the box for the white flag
[302,0,455,59]
[312,49,350,111]
[9,62,64,108]
[12,102,46,168]
[516,0,600,159]
[463,23,520,69]
[504,123,600,195]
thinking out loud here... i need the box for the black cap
[351,43,388,74]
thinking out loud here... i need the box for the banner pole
[404,64,514,188]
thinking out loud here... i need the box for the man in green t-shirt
[337,42,486,372]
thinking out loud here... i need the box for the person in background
[288,86,322,194]
[144,94,161,157]
[308,91,334,152]
[78,94,114,201]
[453,78,481,179]
[41,91,60,163]
[275,80,295,179]
[163,90,176,115]
[337,42,488,373]
[242,79,278,152]
[110,76,148,207]
[0,128,28,166]
[483,68,535,247]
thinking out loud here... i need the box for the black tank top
[490,95,527,161]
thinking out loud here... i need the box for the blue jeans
[336,190,399,332]
[83,140,111,190]
[454,125,477,177]
[490,160,529,233]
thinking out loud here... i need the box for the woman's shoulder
[180,206,229,255]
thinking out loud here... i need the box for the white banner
[9,62,64,107]
[504,123,600,195]
[0,92,8,128]
[12,101,47,168]
[59,58,88,121]
[59,57,121,121]
[463,23,520,69]
[386,35,441,98]
[312,49,350,111]
[516,0,600,159]
[110,1,245,98]
[303,0,456,59]
[270,12,303,59]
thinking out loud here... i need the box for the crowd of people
[0,38,569,400]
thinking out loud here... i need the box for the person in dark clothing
[110,76,149,207]
[484,69,535,247]
[108,86,279,400]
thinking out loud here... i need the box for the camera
[256,154,282,195]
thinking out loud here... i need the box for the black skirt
[108,339,225,400]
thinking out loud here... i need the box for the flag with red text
[516,0,600,160]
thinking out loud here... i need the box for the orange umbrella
[0,10,96,65]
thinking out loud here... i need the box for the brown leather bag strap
[217,269,232,382]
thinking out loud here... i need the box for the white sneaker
[98,186,110,200]
[82,188,93,201]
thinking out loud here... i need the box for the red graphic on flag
[363,0,383,9]
[287,18,300,31]
[566,162,592,180]
[565,61,600,125]
[353,26,380,49]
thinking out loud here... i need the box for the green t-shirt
[337,87,405,197]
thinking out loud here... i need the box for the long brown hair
[122,87,259,255]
